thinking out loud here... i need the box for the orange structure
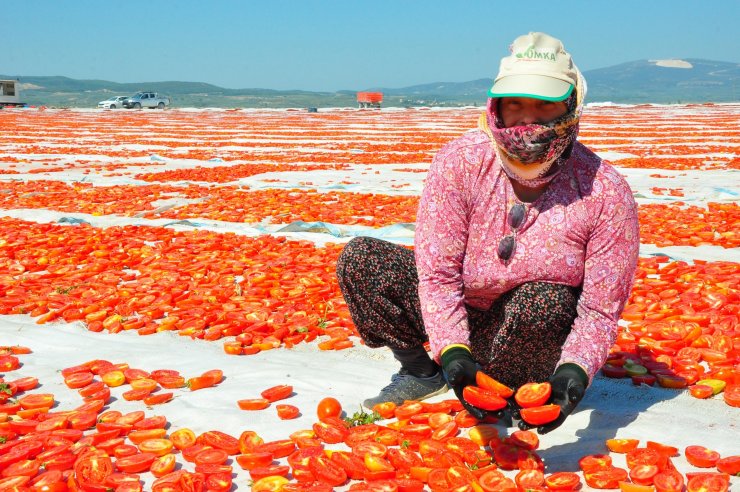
[356,92,383,109]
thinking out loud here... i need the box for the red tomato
[545,471,581,490]
[646,440,679,458]
[606,439,640,453]
[723,384,740,407]
[579,454,613,473]
[713,455,738,475]
[236,452,274,470]
[462,386,507,411]
[199,430,240,455]
[475,371,514,398]
[630,464,660,486]
[249,465,290,481]
[74,450,114,485]
[276,404,300,420]
[260,384,293,402]
[585,467,629,489]
[514,382,552,408]
[653,470,685,492]
[194,448,229,466]
[309,455,347,486]
[506,430,539,451]
[686,473,730,492]
[519,404,560,426]
[685,445,721,468]
[316,397,342,420]
[237,398,270,410]
[115,452,157,473]
[601,364,628,378]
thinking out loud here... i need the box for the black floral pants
[336,236,580,388]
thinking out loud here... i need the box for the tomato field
[0,104,737,491]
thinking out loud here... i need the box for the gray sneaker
[363,369,448,409]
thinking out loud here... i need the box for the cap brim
[488,75,573,102]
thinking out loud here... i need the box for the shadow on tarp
[276,221,416,245]
[532,374,683,473]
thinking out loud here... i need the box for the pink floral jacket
[415,130,640,382]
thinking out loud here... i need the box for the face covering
[478,89,582,186]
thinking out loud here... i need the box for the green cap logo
[515,44,557,62]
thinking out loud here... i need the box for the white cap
[489,32,579,102]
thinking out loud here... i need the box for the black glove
[440,346,487,421]
[519,363,588,434]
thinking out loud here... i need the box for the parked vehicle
[122,92,170,109]
[97,96,128,109]
[0,80,25,107]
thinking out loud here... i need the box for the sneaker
[363,368,448,409]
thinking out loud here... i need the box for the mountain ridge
[3,58,738,108]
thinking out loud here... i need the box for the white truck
[0,80,25,108]
[122,91,170,109]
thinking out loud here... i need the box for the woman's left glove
[519,363,588,434]
[440,345,487,421]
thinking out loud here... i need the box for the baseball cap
[489,32,578,102]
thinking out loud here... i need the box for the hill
[2,58,738,108]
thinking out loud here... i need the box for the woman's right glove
[440,345,487,420]
[518,363,588,434]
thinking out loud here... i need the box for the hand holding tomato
[519,363,587,434]
[440,346,487,420]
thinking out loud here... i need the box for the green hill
[3,58,737,108]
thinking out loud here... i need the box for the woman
[337,32,639,433]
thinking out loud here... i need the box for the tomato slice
[475,371,514,398]
[545,471,581,491]
[276,404,300,420]
[685,445,721,468]
[654,470,685,492]
[686,473,730,492]
[237,398,270,410]
[260,384,293,403]
[309,455,347,486]
[579,454,613,473]
[514,382,552,408]
[606,438,640,453]
[519,404,560,426]
[462,386,507,411]
[585,467,629,489]
[715,455,740,476]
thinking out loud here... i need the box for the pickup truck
[123,92,171,109]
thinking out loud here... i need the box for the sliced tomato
[584,467,629,489]
[260,384,293,403]
[544,471,581,490]
[514,382,552,408]
[462,386,507,411]
[653,470,685,492]
[519,404,560,426]
[475,371,514,398]
[237,398,270,410]
[686,472,730,492]
[606,438,640,453]
[276,404,300,420]
[685,445,721,468]
[308,455,347,486]
[715,455,740,475]
[579,454,613,473]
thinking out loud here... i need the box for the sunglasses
[498,202,527,261]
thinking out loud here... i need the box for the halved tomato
[519,404,560,426]
[462,386,507,411]
[515,382,552,408]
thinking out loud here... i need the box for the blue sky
[5,0,739,91]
